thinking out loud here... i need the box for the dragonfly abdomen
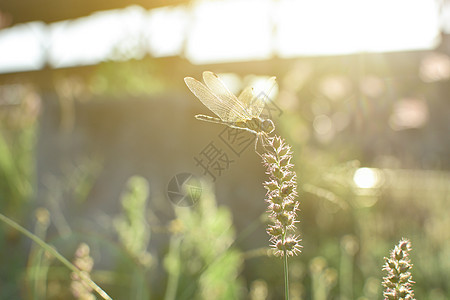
[233,118,263,133]
[196,115,274,135]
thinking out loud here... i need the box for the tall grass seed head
[382,238,415,300]
[262,136,301,257]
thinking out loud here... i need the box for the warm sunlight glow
[353,168,379,189]
[145,6,188,57]
[0,0,441,73]
[276,0,439,56]
[214,73,279,104]
[185,0,273,64]
[249,76,279,102]
[0,22,46,73]
[49,7,147,68]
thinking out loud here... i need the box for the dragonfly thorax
[234,117,275,134]
[261,118,275,134]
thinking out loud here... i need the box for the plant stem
[164,235,182,300]
[283,232,289,300]
[0,213,112,300]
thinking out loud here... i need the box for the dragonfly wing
[240,76,277,118]
[238,86,264,118]
[202,71,252,121]
[185,77,250,122]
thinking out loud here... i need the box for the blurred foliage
[164,184,244,300]
[271,61,450,299]
[44,159,100,223]
[0,50,449,299]
[0,84,40,299]
[26,208,52,300]
[113,175,152,300]
[309,257,337,300]
[90,59,170,97]
[18,171,244,300]
[114,176,152,267]
[0,84,39,217]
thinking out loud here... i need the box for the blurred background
[0,0,449,299]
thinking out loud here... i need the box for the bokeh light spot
[389,97,429,130]
[419,52,450,82]
[353,168,379,189]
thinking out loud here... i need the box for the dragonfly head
[261,119,275,134]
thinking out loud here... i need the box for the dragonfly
[184,71,276,154]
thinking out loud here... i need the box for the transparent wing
[238,86,262,117]
[202,71,252,120]
[185,77,250,122]
[238,76,277,118]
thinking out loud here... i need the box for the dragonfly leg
[254,133,271,157]
[254,136,263,157]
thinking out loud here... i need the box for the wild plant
[262,135,301,299]
[185,72,300,299]
[164,184,243,300]
[114,175,152,299]
[114,176,152,267]
[0,213,112,299]
[70,243,96,300]
[382,238,415,300]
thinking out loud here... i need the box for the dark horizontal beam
[0,0,188,26]
[0,56,295,87]
[0,50,427,89]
